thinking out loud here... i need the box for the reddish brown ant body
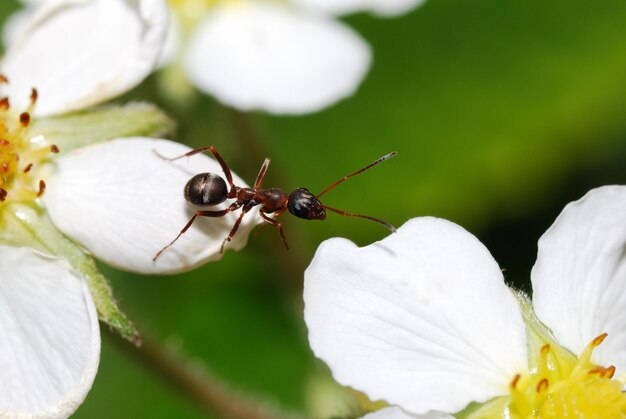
[153,146,396,261]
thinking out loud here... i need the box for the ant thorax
[261,188,289,213]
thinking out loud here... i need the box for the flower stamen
[536,378,548,393]
[505,332,626,418]
[0,84,58,208]
[19,112,31,127]
[37,180,46,197]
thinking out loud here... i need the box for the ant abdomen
[184,173,228,206]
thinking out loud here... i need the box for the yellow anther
[536,378,548,393]
[592,332,608,347]
[505,332,626,418]
[0,89,56,209]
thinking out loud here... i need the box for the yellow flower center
[0,78,58,210]
[168,0,282,26]
[508,333,626,418]
[169,0,233,22]
[465,332,626,419]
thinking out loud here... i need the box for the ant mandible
[152,146,397,261]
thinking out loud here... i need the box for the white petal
[1,0,168,117]
[2,8,34,50]
[156,11,182,69]
[184,2,371,114]
[531,185,626,373]
[362,407,452,419]
[44,138,262,274]
[304,218,527,415]
[292,0,426,17]
[0,246,100,418]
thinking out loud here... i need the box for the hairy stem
[107,328,283,419]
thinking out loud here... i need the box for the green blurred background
[3,0,626,417]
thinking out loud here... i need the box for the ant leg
[154,145,236,195]
[254,223,267,237]
[206,147,236,196]
[153,145,214,161]
[259,211,289,250]
[220,205,254,253]
[153,206,238,261]
[253,158,271,190]
[255,207,286,236]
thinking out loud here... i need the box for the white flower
[2,0,167,117]
[0,246,100,418]
[292,0,427,17]
[165,0,371,114]
[44,138,259,274]
[361,406,451,419]
[9,0,372,114]
[1,0,261,273]
[0,0,258,416]
[304,185,626,417]
[183,1,371,114]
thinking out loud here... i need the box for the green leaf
[29,102,176,154]
[0,203,139,343]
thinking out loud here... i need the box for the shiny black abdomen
[184,173,228,206]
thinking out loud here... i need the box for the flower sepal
[455,397,509,419]
[514,291,578,372]
[0,203,139,343]
[29,102,176,154]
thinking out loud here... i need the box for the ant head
[288,188,326,220]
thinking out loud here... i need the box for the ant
[153,146,397,261]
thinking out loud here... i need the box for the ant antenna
[316,151,398,233]
[323,205,397,232]
[317,152,397,198]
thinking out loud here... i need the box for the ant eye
[288,188,326,220]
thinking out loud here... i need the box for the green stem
[107,328,286,419]
[0,204,139,342]
[37,220,140,342]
